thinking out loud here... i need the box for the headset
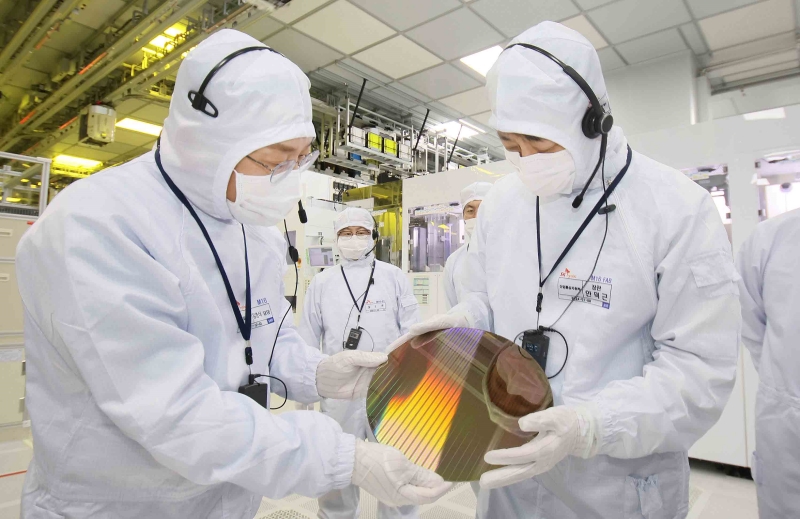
[503,43,614,208]
[371,214,379,241]
[189,45,284,118]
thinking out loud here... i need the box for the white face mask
[505,149,576,197]
[226,169,301,227]
[338,235,373,260]
[464,218,477,240]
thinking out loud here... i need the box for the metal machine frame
[0,151,52,219]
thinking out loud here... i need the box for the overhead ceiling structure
[0,0,797,179]
[259,0,800,157]
[0,0,289,169]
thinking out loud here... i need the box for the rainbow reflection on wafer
[367,328,552,482]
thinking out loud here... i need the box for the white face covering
[226,169,301,227]
[464,218,477,240]
[505,149,576,197]
[338,235,373,260]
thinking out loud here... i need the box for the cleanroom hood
[159,29,315,220]
[487,21,628,190]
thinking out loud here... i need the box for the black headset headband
[504,43,613,139]
[188,45,284,118]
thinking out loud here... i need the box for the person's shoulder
[473,173,524,220]
[761,206,800,231]
[314,263,341,283]
[487,173,518,198]
[626,151,708,207]
[444,245,464,268]
[24,154,167,240]
[749,207,800,247]
[375,259,402,275]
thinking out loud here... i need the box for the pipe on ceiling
[0,0,86,89]
[0,0,61,73]
[22,1,266,158]
[0,0,208,150]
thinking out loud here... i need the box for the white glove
[352,440,453,507]
[316,350,388,400]
[387,312,471,353]
[480,406,600,490]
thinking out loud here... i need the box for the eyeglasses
[339,229,373,237]
[246,149,320,183]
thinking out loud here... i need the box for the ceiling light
[53,155,103,169]
[5,197,21,202]
[743,107,786,121]
[164,24,185,37]
[141,47,158,55]
[431,121,478,140]
[116,117,162,136]
[460,46,503,76]
[149,35,171,48]
[458,119,486,133]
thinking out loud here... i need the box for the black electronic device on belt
[345,328,363,350]
[239,373,269,408]
[522,328,550,371]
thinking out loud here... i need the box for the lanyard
[155,143,254,367]
[341,261,376,323]
[535,145,633,313]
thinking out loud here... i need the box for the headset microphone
[287,239,299,263]
[572,133,608,208]
[298,200,308,224]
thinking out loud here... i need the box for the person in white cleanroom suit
[15,30,449,519]
[737,207,800,519]
[390,22,740,518]
[443,182,493,309]
[299,206,420,519]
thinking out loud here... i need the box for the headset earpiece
[582,108,614,139]
[187,91,219,118]
[371,214,379,240]
[504,43,613,140]
[582,107,599,139]
[503,42,615,209]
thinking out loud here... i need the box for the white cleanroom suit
[449,22,740,518]
[15,29,428,519]
[300,207,421,519]
[737,207,800,519]
[443,182,493,310]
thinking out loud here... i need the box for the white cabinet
[0,215,33,426]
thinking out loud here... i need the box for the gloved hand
[316,350,388,400]
[352,440,453,507]
[480,405,600,489]
[387,312,471,353]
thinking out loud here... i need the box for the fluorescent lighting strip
[116,117,162,136]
